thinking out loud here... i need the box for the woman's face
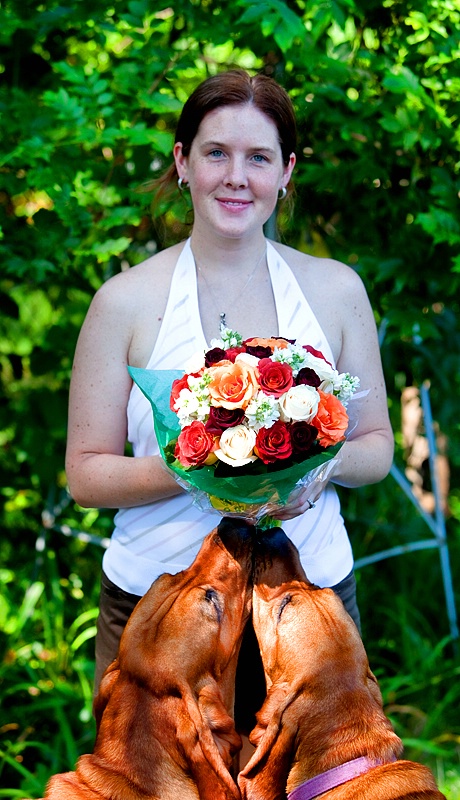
[174,103,295,241]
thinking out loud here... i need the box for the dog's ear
[92,659,120,730]
[238,683,299,800]
[198,681,242,763]
[175,685,242,800]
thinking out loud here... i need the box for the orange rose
[244,336,290,350]
[312,389,349,447]
[208,361,259,410]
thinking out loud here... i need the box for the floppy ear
[198,681,242,763]
[92,659,120,731]
[238,683,299,800]
[175,685,242,800]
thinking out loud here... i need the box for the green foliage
[1,0,459,796]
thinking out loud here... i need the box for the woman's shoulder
[87,241,186,319]
[270,240,367,300]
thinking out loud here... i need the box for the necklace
[195,246,267,334]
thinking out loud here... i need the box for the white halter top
[103,240,353,595]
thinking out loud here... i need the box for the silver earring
[278,186,287,200]
[178,177,189,191]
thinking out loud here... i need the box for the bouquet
[129,328,361,524]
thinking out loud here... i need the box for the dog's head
[238,528,402,799]
[115,517,253,692]
[91,519,254,799]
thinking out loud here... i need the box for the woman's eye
[209,149,224,158]
[252,153,267,163]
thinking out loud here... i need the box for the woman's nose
[223,157,248,188]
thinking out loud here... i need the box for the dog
[238,527,446,800]
[43,518,254,800]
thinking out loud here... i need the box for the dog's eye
[278,594,292,621]
[204,588,223,622]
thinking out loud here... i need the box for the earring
[178,177,189,191]
[278,186,287,200]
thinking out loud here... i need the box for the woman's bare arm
[65,273,182,509]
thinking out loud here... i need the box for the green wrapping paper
[128,366,343,520]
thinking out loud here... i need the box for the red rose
[244,344,273,359]
[174,421,215,467]
[225,346,246,362]
[296,367,321,388]
[205,406,245,434]
[170,375,190,411]
[290,421,317,455]
[257,358,294,397]
[255,421,293,464]
[205,347,227,367]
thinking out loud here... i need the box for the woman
[65,69,394,723]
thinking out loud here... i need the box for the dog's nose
[216,516,255,558]
[254,526,291,557]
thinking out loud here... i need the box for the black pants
[94,568,361,732]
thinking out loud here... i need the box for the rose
[205,347,228,367]
[244,344,273,359]
[225,346,246,362]
[290,421,317,455]
[296,367,321,388]
[258,358,294,397]
[214,425,257,467]
[184,351,206,374]
[244,336,290,351]
[255,420,293,464]
[313,389,349,447]
[170,374,190,411]
[208,361,259,410]
[302,353,338,386]
[278,384,320,423]
[205,406,245,434]
[174,421,216,467]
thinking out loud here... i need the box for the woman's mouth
[217,198,252,211]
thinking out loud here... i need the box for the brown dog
[238,527,446,800]
[44,518,254,800]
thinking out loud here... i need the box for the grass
[0,478,459,798]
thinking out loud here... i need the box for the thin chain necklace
[195,246,267,334]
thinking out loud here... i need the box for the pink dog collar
[287,756,390,800]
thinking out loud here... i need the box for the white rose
[235,352,260,368]
[304,354,338,384]
[279,385,320,422]
[214,425,257,467]
[184,350,206,374]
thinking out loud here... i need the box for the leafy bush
[1,0,459,796]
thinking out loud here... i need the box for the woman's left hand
[273,481,324,520]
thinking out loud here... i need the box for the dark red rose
[290,421,318,455]
[255,421,293,464]
[225,346,246,362]
[245,344,273,359]
[258,358,294,397]
[205,406,245,434]
[205,347,227,367]
[296,367,321,388]
[303,344,333,367]
[170,375,189,411]
[174,421,214,467]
